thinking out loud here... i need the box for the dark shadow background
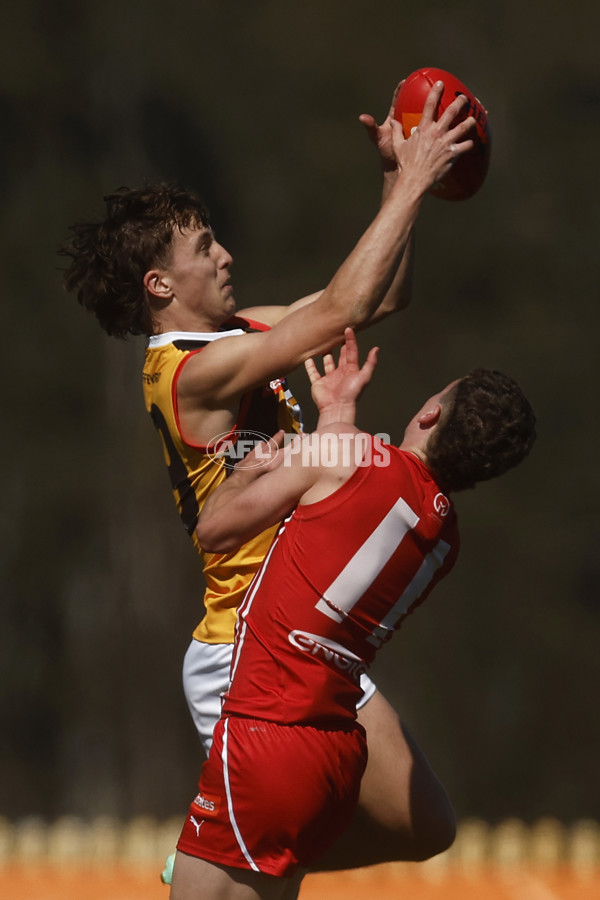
[1,0,598,825]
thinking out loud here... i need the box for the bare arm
[196,424,367,553]
[237,291,323,328]
[196,328,377,551]
[357,79,416,322]
[180,85,475,410]
[195,434,316,552]
[240,81,417,329]
[239,83,414,330]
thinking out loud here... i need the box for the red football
[394,67,491,201]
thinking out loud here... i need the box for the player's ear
[417,404,442,428]
[144,269,173,299]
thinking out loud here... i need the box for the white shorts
[182,638,377,757]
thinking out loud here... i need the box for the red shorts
[177,715,367,877]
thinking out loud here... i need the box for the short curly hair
[425,368,536,493]
[60,183,211,338]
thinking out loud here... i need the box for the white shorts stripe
[222,718,259,871]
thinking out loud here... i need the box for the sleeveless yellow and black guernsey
[142,316,302,644]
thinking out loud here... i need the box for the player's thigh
[356,689,416,827]
[310,691,455,869]
[170,851,287,900]
[356,690,454,833]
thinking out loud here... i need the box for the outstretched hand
[359,79,475,199]
[362,78,476,195]
[305,327,378,426]
[359,80,404,175]
[390,81,476,191]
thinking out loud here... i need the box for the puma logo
[190,815,203,838]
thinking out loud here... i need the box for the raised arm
[181,83,475,411]
[357,79,415,322]
[242,80,415,330]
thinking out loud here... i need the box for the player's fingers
[322,353,336,374]
[342,326,359,367]
[390,116,406,154]
[447,114,476,144]
[359,113,379,145]
[252,440,273,462]
[359,346,379,383]
[388,79,405,118]
[437,93,469,130]
[260,430,285,458]
[420,80,445,124]
[304,357,321,383]
[448,137,475,161]
[252,430,287,470]
[236,434,276,469]
[391,117,412,161]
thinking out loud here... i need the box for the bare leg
[312,690,456,870]
[170,851,290,900]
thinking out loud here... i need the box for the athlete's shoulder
[385,447,457,526]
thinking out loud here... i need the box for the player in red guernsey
[171,330,536,900]
[221,437,459,727]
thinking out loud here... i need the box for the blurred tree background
[1,0,598,826]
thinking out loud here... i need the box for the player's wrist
[385,174,429,212]
[317,400,356,429]
[381,167,397,201]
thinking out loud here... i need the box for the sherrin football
[394,67,491,201]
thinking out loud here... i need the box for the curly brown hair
[60,184,211,338]
[425,368,536,493]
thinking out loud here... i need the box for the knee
[408,797,456,861]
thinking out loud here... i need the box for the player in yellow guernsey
[142,316,303,645]
[62,80,478,876]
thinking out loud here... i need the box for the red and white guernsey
[222,435,460,726]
